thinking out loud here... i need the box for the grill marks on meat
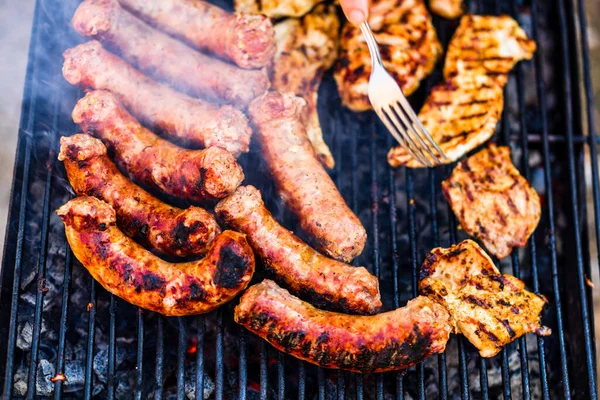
[235,280,451,372]
[235,0,324,18]
[441,144,541,259]
[429,0,464,19]
[248,92,367,262]
[57,196,255,316]
[216,186,381,315]
[62,41,252,156]
[59,134,221,257]
[334,0,442,112]
[387,74,503,167]
[272,4,339,169]
[72,90,244,203]
[72,0,270,108]
[119,0,276,69]
[419,240,551,358]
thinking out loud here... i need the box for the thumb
[340,0,369,25]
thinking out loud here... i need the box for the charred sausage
[234,280,452,373]
[58,196,255,316]
[72,90,244,203]
[118,0,275,69]
[71,0,270,108]
[248,92,367,262]
[215,185,381,315]
[62,40,252,156]
[59,134,221,257]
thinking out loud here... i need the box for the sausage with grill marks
[62,41,252,156]
[59,134,221,257]
[72,0,270,108]
[57,196,255,316]
[72,90,244,203]
[234,280,452,373]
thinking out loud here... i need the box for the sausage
[57,196,255,316]
[62,40,252,156]
[215,186,381,315]
[248,92,367,262]
[234,280,452,373]
[72,90,244,203]
[118,0,275,69]
[71,0,270,108]
[59,134,221,257]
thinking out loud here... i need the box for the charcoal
[16,320,33,350]
[36,359,55,396]
[12,368,28,397]
[184,367,215,400]
[93,347,128,383]
[63,360,85,392]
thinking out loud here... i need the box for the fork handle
[359,21,383,70]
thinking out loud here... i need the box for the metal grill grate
[0,0,598,398]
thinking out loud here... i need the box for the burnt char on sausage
[71,0,270,108]
[59,134,221,257]
[72,90,244,203]
[234,280,452,373]
[118,0,275,69]
[58,197,255,316]
[248,92,367,262]
[62,40,252,156]
[215,185,381,315]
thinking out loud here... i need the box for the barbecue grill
[0,0,598,398]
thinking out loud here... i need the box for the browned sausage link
[62,41,252,156]
[235,280,452,373]
[57,196,255,316]
[216,185,381,314]
[71,0,270,108]
[248,92,367,262]
[59,134,221,257]
[72,90,244,202]
[118,0,275,69]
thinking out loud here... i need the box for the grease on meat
[235,0,323,18]
[429,0,464,19]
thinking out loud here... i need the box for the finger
[340,0,369,25]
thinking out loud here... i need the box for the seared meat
[272,4,340,168]
[429,0,464,19]
[334,0,442,112]
[58,197,255,316]
[387,74,503,168]
[216,186,381,315]
[235,279,452,372]
[235,0,323,18]
[419,240,551,358]
[441,144,541,259]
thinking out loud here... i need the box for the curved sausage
[72,90,244,203]
[63,40,252,156]
[248,92,367,262]
[215,185,381,315]
[57,196,255,316]
[234,280,452,373]
[59,134,221,257]
[71,0,270,108]
[118,0,275,69]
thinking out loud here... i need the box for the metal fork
[359,21,448,167]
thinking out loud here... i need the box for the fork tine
[390,102,437,166]
[376,109,428,167]
[381,107,432,167]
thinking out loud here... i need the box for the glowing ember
[50,373,66,383]
[87,302,94,311]
[187,337,198,354]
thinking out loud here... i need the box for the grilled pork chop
[334,0,442,112]
[272,4,339,169]
[419,240,551,358]
[235,0,323,18]
[441,144,541,259]
[429,0,464,19]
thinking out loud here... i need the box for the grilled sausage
[57,196,255,316]
[216,186,381,315]
[248,92,367,262]
[234,280,452,373]
[62,40,252,156]
[72,0,270,108]
[118,0,275,69]
[59,134,221,257]
[72,90,244,203]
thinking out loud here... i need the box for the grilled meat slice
[444,14,536,85]
[235,279,452,372]
[272,4,339,168]
[441,144,541,259]
[429,0,464,19]
[419,240,551,358]
[334,0,442,112]
[235,0,323,18]
[387,74,503,168]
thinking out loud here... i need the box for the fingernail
[348,9,366,24]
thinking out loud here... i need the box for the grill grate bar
[154,316,165,398]
[177,317,187,398]
[107,295,117,400]
[83,280,97,400]
[196,315,206,400]
[53,246,72,400]
[298,358,306,399]
[216,310,225,400]
[135,309,144,399]
[260,334,268,399]
[238,322,247,400]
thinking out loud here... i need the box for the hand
[339,0,369,25]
